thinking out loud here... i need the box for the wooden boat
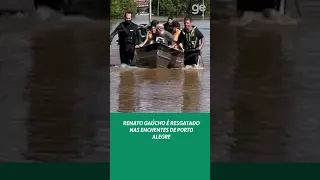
[134,42,184,68]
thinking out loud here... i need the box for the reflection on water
[0,20,109,162]
[230,29,290,162]
[212,6,320,161]
[117,70,136,112]
[110,17,210,112]
[182,70,201,112]
[112,68,203,112]
[26,29,83,161]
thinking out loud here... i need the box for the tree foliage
[111,0,137,19]
[151,0,210,17]
[110,0,209,19]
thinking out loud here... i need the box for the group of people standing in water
[110,11,205,67]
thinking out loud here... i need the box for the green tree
[204,0,210,16]
[152,0,176,16]
[151,0,210,17]
[111,0,137,19]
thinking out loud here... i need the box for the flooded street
[211,1,320,162]
[0,18,109,161]
[110,15,210,112]
[3,1,320,163]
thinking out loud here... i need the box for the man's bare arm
[198,38,205,50]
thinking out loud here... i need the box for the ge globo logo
[191,4,206,14]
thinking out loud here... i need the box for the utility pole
[202,0,205,18]
[279,0,286,15]
[157,0,160,16]
[149,0,152,22]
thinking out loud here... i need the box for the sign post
[202,0,205,18]
[149,0,152,22]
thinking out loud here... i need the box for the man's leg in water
[119,45,135,65]
[126,49,135,65]
[119,47,134,65]
[119,47,127,65]
[184,51,199,66]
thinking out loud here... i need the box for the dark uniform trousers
[184,50,200,66]
[119,45,135,65]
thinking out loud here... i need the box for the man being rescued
[170,16,205,67]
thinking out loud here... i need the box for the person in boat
[171,20,181,46]
[155,24,174,45]
[110,11,141,66]
[137,26,157,47]
[170,16,204,66]
[150,20,159,28]
[163,16,173,33]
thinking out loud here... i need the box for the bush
[111,0,137,19]
[151,0,210,17]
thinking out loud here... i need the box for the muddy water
[4,5,320,163]
[110,16,210,112]
[0,18,109,162]
[211,2,320,161]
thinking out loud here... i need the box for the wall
[212,0,301,18]
[212,0,237,18]
[0,0,35,13]
[0,0,108,19]
[237,0,280,12]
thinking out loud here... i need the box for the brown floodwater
[110,15,210,112]
[211,0,320,162]
[2,1,320,163]
[0,17,109,162]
